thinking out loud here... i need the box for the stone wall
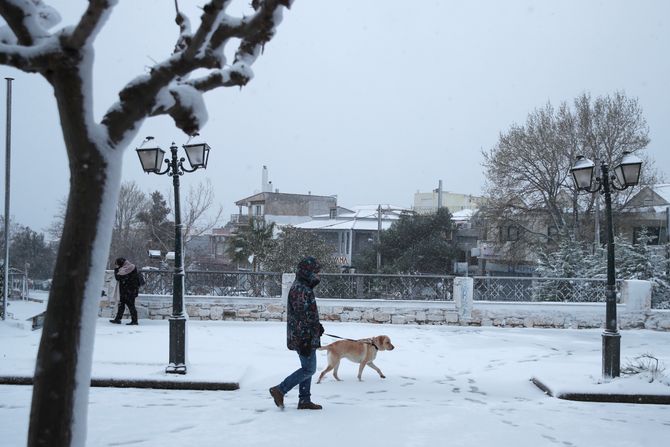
[99,295,670,331]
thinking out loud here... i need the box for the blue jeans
[276,349,316,403]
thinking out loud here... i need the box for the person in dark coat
[269,256,325,410]
[109,257,141,325]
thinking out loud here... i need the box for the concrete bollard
[621,279,652,313]
[453,277,474,320]
[281,273,296,300]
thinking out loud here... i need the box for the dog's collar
[369,341,379,351]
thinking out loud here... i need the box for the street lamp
[136,137,211,374]
[570,151,642,379]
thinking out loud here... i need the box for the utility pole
[376,204,382,272]
[3,77,13,320]
[593,161,600,254]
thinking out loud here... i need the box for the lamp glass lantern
[183,143,211,170]
[136,147,166,173]
[613,151,643,188]
[570,155,596,191]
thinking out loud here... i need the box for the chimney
[437,179,443,209]
[262,165,270,192]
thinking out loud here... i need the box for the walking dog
[317,335,395,383]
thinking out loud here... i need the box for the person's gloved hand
[298,339,312,357]
[318,323,325,337]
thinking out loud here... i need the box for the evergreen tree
[615,230,670,308]
[226,218,276,271]
[356,208,458,274]
[536,236,588,278]
[534,236,595,301]
[9,226,56,280]
[536,229,670,306]
[265,226,339,273]
[137,191,174,255]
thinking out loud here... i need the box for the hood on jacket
[296,256,322,288]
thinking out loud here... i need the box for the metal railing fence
[137,270,670,307]
[473,276,622,303]
[317,273,454,300]
[141,270,282,297]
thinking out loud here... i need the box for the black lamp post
[570,151,642,379]
[136,137,211,374]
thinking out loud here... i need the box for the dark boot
[297,401,322,410]
[126,321,138,325]
[113,301,126,322]
[127,298,138,323]
[269,387,284,409]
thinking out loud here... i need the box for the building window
[507,226,520,242]
[254,204,262,216]
[329,208,337,219]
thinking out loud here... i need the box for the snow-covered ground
[1,318,669,446]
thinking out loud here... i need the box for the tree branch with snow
[0,1,295,446]
[65,0,115,49]
[103,0,291,141]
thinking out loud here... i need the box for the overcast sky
[1,0,669,233]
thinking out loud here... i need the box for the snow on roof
[311,204,410,220]
[294,219,395,231]
[451,208,476,221]
[623,184,670,212]
[651,184,670,203]
[294,204,410,231]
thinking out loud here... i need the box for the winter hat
[296,256,322,288]
[297,256,321,273]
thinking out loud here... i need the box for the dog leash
[324,333,354,341]
[324,333,379,350]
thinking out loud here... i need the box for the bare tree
[46,196,67,241]
[108,181,148,267]
[482,101,577,242]
[573,92,655,212]
[482,92,652,251]
[0,1,294,445]
[167,178,224,244]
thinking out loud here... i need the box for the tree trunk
[28,68,122,447]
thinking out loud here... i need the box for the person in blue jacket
[269,256,325,410]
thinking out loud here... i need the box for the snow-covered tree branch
[0,1,294,446]
[103,0,290,140]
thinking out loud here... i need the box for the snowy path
[1,320,669,446]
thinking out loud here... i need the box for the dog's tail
[317,346,328,351]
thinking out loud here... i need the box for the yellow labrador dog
[317,335,395,383]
